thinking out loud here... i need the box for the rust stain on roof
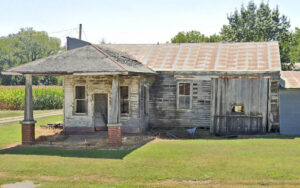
[281,71,300,88]
[104,41,281,72]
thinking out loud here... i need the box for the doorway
[94,94,108,130]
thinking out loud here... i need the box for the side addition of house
[280,71,300,135]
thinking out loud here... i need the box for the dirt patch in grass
[149,137,180,144]
[34,126,154,150]
[35,126,66,143]
[0,172,5,178]
[147,179,219,187]
[140,179,300,187]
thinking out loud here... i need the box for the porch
[63,74,151,135]
[2,44,155,146]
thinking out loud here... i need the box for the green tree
[171,30,221,43]
[289,28,300,63]
[0,28,63,85]
[220,1,292,66]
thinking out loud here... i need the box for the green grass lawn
[1,117,300,187]
[0,110,61,119]
[0,115,62,149]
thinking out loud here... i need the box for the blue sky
[1,0,299,45]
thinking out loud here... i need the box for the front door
[94,94,108,129]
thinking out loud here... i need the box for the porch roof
[2,44,155,76]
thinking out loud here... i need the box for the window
[143,86,148,115]
[232,105,244,113]
[120,86,129,114]
[75,86,87,113]
[178,83,191,109]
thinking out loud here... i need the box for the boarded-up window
[75,86,87,113]
[178,83,191,109]
[120,86,129,114]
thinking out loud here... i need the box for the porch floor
[35,127,155,150]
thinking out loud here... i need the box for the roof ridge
[91,45,127,72]
[100,41,279,45]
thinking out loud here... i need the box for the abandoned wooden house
[280,71,300,135]
[2,37,281,145]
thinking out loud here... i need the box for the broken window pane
[184,83,190,95]
[120,86,129,99]
[179,83,185,95]
[121,100,129,114]
[75,86,85,99]
[76,100,87,113]
[120,86,129,114]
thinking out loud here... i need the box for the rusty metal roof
[280,71,300,88]
[103,41,281,72]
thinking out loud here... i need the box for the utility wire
[48,27,77,34]
[6,27,78,37]
[60,29,78,38]
[82,29,88,41]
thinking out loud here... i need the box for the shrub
[0,86,63,110]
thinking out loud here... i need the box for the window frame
[120,85,130,116]
[74,85,88,115]
[177,82,192,110]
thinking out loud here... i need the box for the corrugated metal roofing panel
[103,41,281,72]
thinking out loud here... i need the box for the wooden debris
[40,122,63,129]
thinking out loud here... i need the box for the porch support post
[107,75,122,146]
[20,74,36,145]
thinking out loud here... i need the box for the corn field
[0,86,63,110]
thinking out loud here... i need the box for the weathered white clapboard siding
[119,76,142,133]
[63,75,148,133]
[148,72,212,128]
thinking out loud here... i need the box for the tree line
[171,1,300,69]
